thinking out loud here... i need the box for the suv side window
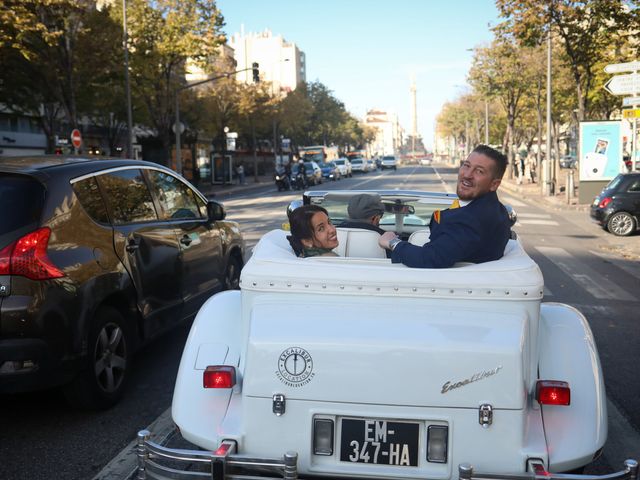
[98,169,157,224]
[145,169,203,220]
[73,177,109,224]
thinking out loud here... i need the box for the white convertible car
[136,191,638,480]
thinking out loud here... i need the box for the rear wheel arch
[63,304,133,409]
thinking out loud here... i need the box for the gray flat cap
[347,194,385,221]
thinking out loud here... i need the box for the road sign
[623,97,640,107]
[70,129,82,149]
[622,109,640,119]
[604,61,640,74]
[604,73,640,95]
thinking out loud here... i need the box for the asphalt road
[1,165,638,479]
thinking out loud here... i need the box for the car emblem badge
[441,365,503,394]
[276,347,315,387]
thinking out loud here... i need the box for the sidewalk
[499,168,587,212]
[499,169,640,260]
[195,174,274,199]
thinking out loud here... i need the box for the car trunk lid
[242,301,528,410]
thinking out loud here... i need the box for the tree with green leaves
[496,0,635,121]
[0,0,121,151]
[469,34,536,175]
[109,0,225,164]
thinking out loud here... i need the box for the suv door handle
[180,235,192,246]
[125,240,139,253]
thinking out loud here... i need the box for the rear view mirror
[385,201,415,215]
[207,200,226,221]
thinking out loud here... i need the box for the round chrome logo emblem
[277,347,314,387]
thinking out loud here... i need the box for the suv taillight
[0,228,64,280]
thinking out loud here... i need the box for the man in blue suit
[379,145,511,268]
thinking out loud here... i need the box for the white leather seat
[408,228,431,246]
[334,228,387,258]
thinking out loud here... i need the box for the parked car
[334,158,352,178]
[590,172,640,236]
[350,157,371,173]
[319,161,341,181]
[560,155,577,169]
[138,189,632,480]
[0,156,245,409]
[292,161,323,186]
[381,155,398,170]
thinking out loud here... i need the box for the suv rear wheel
[607,211,636,236]
[64,306,130,409]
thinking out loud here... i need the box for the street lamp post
[484,100,489,145]
[122,0,133,158]
[543,26,553,196]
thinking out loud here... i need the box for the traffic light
[252,62,260,83]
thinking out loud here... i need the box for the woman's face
[303,212,338,250]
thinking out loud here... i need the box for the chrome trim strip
[69,165,208,204]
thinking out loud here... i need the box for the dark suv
[590,172,640,236]
[0,156,245,408]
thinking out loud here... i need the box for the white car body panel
[171,229,608,479]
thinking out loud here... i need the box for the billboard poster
[578,121,623,181]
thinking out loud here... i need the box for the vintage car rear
[137,218,634,480]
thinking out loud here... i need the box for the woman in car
[287,205,339,257]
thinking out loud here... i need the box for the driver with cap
[339,193,386,235]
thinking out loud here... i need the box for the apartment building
[229,28,306,95]
[365,109,404,157]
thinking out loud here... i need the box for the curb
[91,408,176,480]
[499,180,589,212]
[197,176,274,199]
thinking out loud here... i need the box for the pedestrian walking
[527,155,537,183]
[237,164,245,185]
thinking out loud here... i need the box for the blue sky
[217,0,501,148]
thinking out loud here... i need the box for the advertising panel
[579,121,623,181]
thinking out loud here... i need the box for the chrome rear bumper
[136,430,637,480]
[459,459,638,480]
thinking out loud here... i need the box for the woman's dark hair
[287,204,330,256]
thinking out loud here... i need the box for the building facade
[229,28,305,95]
[365,109,404,157]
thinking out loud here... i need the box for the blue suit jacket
[391,191,511,268]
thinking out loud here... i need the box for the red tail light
[0,242,12,275]
[598,197,612,208]
[0,228,64,280]
[203,366,236,389]
[536,380,570,405]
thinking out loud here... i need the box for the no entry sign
[70,129,82,149]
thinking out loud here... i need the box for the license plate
[340,418,419,467]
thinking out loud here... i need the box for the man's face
[456,152,501,200]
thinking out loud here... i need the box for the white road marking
[432,167,454,194]
[536,246,635,301]
[589,249,640,283]
[499,196,527,207]
[517,213,554,219]
[518,219,560,226]
[543,286,553,297]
